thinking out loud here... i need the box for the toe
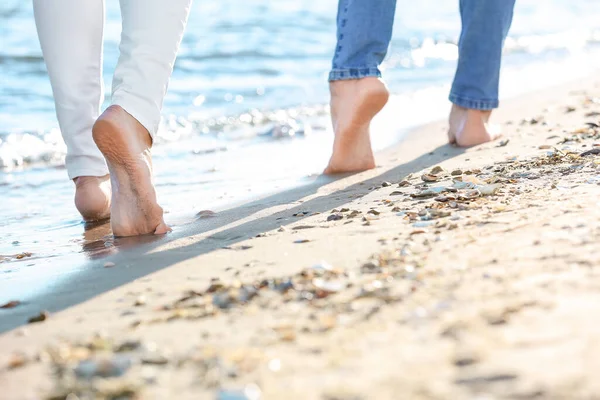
[154,221,172,235]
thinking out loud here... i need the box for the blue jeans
[329,0,516,110]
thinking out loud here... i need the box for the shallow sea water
[1,0,600,285]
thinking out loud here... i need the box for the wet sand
[3,76,600,399]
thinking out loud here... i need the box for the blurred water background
[1,0,600,265]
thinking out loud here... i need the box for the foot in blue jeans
[326,0,515,173]
[325,77,388,174]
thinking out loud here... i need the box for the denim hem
[449,93,498,110]
[329,68,381,81]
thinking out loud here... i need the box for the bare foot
[324,77,389,174]
[92,105,170,237]
[448,104,501,147]
[73,175,111,221]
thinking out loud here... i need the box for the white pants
[33,0,192,179]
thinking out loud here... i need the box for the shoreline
[3,75,600,398]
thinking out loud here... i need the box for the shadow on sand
[0,142,464,333]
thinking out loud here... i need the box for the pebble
[134,296,146,306]
[421,174,439,183]
[413,221,436,228]
[197,210,217,218]
[7,353,27,369]
[74,355,132,379]
[327,214,343,222]
[15,252,32,260]
[27,311,49,324]
[0,300,21,309]
[141,352,169,366]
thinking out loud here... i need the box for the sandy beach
[3,75,600,399]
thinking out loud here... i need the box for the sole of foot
[74,175,111,222]
[92,105,170,237]
[324,77,389,174]
[448,104,502,147]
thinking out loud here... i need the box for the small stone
[451,169,462,176]
[0,300,21,309]
[292,225,316,230]
[310,261,334,273]
[134,296,146,306]
[15,252,32,260]
[361,262,380,273]
[197,210,217,218]
[274,326,296,342]
[141,352,169,365]
[398,180,411,187]
[313,278,344,295]
[413,221,435,228]
[381,181,392,187]
[421,174,438,183]
[430,166,444,174]
[327,214,343,222]
[75,356,132,379]
[27,311,49,324]
[348,210,361,218]
[7,353,27,369]
[115,340,143,352]
[367,209,381,216]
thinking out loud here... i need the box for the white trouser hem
[66,156,109,180]
[112,95,160,139]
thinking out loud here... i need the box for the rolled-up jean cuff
[449,93,499,110]
[112,96,160,140]
[328,67,382,81]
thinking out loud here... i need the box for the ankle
[73,175,111,221]
[330,77,389,98]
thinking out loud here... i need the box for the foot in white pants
[33,0,191,235]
